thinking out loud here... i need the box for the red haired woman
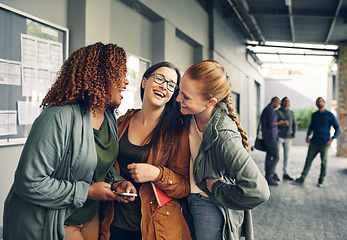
[176,60,270,240]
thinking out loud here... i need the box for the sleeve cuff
[153,166,164,183]
[74,181,90,208]
[211,179,224,193]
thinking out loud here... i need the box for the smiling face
[110,76,129,107]
[176,73,211,116]
[108,64,129,107]
[141,67,178,108]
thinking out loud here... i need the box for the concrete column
[338,42,347,157]
[85,0,111,45]
[67,0,86,54]
[152,20,176,63]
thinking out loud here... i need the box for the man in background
[294,97,340,187]
[273,97,296,181]
[261,96,288,186]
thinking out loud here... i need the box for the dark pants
[109,225,141,240]
[264,138,280,179]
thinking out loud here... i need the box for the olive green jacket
[184,103,270,240]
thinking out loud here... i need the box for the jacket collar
[200,102,230,151]
[183,102,233,151]
[117,109,139,140]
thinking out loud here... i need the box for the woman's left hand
[206,177,224,192]
[88,182,119,201]
[127,163,160,183]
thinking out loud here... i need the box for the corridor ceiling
[220,0,347,69]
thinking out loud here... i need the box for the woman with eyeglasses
[99,62,191,240]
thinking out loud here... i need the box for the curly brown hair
[40,42,127,114]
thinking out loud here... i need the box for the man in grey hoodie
[273,97,296,181]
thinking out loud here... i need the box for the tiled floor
[250,145,347,240]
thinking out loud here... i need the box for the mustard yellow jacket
[100,109,191,240]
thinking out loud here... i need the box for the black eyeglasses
[149,73,178,92]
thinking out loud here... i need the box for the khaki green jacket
[184,103,270,240]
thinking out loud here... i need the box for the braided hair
[184,60,249,152]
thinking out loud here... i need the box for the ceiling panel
[220,0,345,69]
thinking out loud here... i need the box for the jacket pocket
[150,200,183,239]
[228,209,244,232]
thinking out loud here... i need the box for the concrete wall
[264,66,328,110]
[212,2,265,138]
[0,0,266,227]
[0,0,68,27]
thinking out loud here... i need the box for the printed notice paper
[0,111,17,136]
[17,101,41,125]
[21,34,62,98]
[0,59,21,86]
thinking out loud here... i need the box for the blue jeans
[187,193,223,240]
[109,225,141,240]
[277,137,292,175]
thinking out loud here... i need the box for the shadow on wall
[265,80,316,109]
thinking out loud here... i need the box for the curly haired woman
[3,42,135,240]
[176,60,270,240]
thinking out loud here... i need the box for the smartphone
[118,192,137,197]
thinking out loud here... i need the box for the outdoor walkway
[250,145,347,240]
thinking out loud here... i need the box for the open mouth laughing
[153,90,165,98]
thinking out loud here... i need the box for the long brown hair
[141,62,183,166]
[185,60,249,152]
[41,42,127,114]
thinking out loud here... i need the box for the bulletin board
[0,3,68,146]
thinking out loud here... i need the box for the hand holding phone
[118,192,137,197]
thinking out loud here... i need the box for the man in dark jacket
[294,97,340,187]
[260,97,287,186]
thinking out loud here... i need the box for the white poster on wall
[17,101,41,125]
[21,34,63,100]
[0,110,17,136]
[0,58,21,86]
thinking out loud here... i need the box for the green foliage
[26,20,58,42]
[293,107,316,130]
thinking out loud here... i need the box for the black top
[112,127,149,231]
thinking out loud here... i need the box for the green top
[65,117,118,226]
